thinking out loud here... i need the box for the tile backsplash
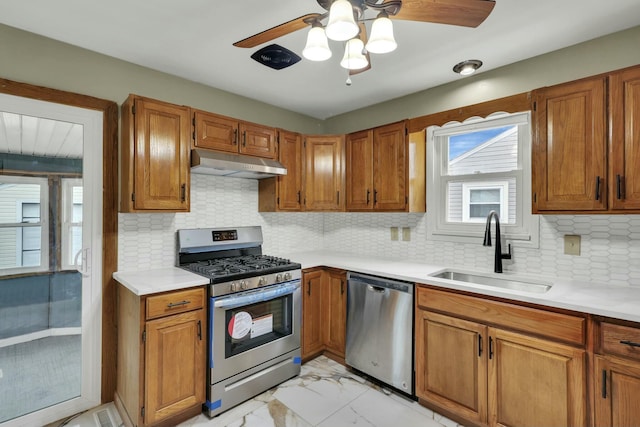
[118,174,640,287]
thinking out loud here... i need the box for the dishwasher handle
[348,272,413,294]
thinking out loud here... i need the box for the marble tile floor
[178,356,465,427]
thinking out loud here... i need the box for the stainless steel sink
[429,270,552,293]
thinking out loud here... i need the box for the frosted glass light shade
[340,38,368,70]
[325,0,359,41]
[302,26,332,61]
[366,15,397,54]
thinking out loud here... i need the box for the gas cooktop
[183,254,300,283]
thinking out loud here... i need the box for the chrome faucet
[483,210,512,273]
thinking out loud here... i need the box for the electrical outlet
[402,227,411,241]
[390,227,399,241]
[564,235,581,255]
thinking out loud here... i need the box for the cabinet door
[277,130,303,211]
[416,310,488,424]
[323,269,347,358]
[240,122,277,159]
[193,110,239,154]
[610,66,640,210]
[595,355,640,427]
[532,77,607,211]
[346,130,373,211]
[133,98,190,211]
[304,135,344,211]
[145,309,205,425]
[373,122,407,211]
[302,269,324,359]
[488,328,586,427]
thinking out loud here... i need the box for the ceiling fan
[234,0,496,75]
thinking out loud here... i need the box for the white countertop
[113,251,640,323]
[113,268,209,296]
[280,250,640,324]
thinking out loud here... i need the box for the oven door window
[225,293,292,357]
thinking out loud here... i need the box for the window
[61,178,83,270]
[427,112,538,246]
[0,176,49,274]
[462,182,508,222]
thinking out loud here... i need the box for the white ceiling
[1,0,639,120]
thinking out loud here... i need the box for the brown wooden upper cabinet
[193,110,277,159]
[120,94,190,212]
[609,66,640,210]
[346,121,425,212]
[347,121,406,211]
[532,76,607,212]
[303,135,345,211]
[533,65,640,213]
[258,130,303,212]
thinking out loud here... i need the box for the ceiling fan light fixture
[366,12,397,54]
[340,38,368,70]
[453,59,483,75]
[303,25,332,61]
[325,0,359,41]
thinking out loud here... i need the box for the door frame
[0,78,119,406]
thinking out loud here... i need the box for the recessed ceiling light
[453,59,483,76]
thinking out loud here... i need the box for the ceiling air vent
[251,44,301,70]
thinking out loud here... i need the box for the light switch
[564,235,581,256]
[390,227,399,241]
[402,227,411,241]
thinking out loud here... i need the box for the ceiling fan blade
[233,13,322,48]
[389,0,496,28]
[350,22,371,76]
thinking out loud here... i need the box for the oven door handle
[213,280,301,309]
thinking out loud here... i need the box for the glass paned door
[0,94,102,426]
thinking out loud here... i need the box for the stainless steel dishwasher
[345,271,414,395]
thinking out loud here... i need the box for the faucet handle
[501,243,512,260]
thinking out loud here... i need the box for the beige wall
[324,25,640,133]
[0,23,324,134]
[1,23,640,134]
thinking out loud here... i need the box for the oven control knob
[284,272,292,281]
[230,282,237,292]
[258,277,267,286]
[275,274,283,283]
[240,280,247,290]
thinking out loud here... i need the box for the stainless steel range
[177,226,302,418]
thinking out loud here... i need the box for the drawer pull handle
[167,300,190,308]
[620,339,640,348]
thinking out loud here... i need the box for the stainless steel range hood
[191,149,287,179]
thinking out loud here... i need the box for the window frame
[426,111,539,247]
[0,175,50,275]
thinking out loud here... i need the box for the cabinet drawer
[601,322,640,361]
[417,285,585,346]
[146,287,205,320]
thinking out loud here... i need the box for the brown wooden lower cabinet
[302,268,324,359]
[301,267,347,361]
[594,319,640,427]
[115,285,206,427]
[416,285,587,427]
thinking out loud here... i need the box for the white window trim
[0,175,49,275]
[426,111,539,248]
[462,181,508,223]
